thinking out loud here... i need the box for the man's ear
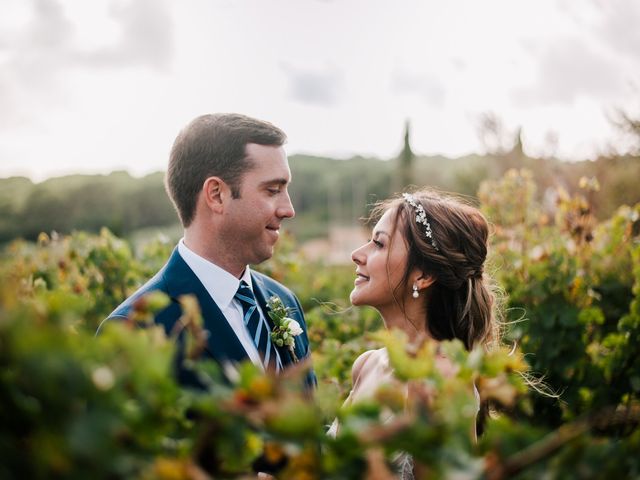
[202,176,230,213]
[414,273,436,291]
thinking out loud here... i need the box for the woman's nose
[351,244,366,265]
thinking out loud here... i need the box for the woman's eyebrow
[373,230,390,239]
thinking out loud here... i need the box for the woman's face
[350,209,411,310]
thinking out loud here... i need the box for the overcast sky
[1,0,638,181]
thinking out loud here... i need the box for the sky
[0,0,639,181]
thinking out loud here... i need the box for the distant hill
[1,151,638,244]
[0,171,175,243]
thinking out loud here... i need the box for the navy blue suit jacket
[99,247,316,389]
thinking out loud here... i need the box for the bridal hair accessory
[402,193,439,251]
[412,283,420,299]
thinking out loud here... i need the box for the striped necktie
[234,281,281,372]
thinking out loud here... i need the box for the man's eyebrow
[259,178,289,187]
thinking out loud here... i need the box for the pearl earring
[412,283,419,299]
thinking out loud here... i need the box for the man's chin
[252,247,274,265]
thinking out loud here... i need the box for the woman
[328,189,500,474]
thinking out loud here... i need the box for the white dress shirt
[177,239,281,370]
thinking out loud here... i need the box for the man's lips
[266,225,280,241]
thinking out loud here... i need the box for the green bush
[1,168,639,479]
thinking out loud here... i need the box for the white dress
[327,348,402,437]
[328,347,480,479]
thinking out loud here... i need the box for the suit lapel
[163,248,249,366]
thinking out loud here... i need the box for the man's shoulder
[252,270,297,300]
[107,269,170,319]
[105,247,185,321]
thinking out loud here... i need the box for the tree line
[1,143,639,245]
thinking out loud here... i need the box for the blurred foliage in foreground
[1,169,640,479]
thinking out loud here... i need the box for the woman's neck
[379,302,428,337]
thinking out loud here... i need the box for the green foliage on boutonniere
[267,295,302,362]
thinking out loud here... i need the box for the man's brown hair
[165,113,287,226]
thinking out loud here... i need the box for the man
[99,113,315,388]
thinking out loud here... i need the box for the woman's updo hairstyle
[373,189,500,351]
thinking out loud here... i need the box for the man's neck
[183,229,246,279]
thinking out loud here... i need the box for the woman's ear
[202,176,229,213]
[414,273,436,291]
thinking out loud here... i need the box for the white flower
[285,318,303,336]
[268,295,302,362]
[92,366,115,391]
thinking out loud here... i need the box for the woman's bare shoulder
[435,353,458,379]
[351,348,386,384]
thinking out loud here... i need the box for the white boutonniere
[266,295,302,362]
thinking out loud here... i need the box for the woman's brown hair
[371,189,501,352]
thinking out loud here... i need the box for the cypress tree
[396,119,414,192]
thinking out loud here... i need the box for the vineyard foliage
[1,169,639,479]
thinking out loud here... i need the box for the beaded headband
[402,193,439,251]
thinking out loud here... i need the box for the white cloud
[391,67,446,108]
[77,0,173,70]
[512,37,623,107]
[594,0,640,63]
[1,0,639,180]
[281,63,345,106]
[0,0,172,115]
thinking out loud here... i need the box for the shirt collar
[177,238,253,310]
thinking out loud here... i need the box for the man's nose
[277,191,295,219]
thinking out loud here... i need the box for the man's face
[221,143,295,267]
